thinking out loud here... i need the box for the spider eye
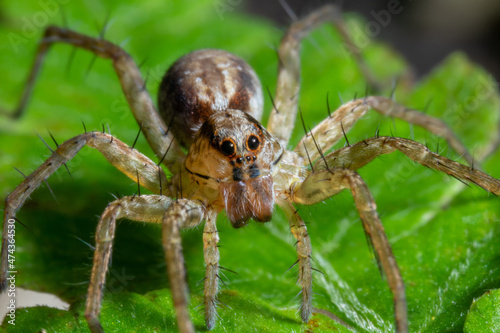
[246,135,260,151]
[220,139,236,156]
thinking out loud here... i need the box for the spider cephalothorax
[185,109,283,227]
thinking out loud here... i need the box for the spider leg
[295,97,477,166]
[295,99,369,162]
[2,26,184,170]
[314,136,500,195]
[203,209,220,330]
[278,199,312,323]
[267,4,380,147]
[291,169,407,333]
[1,131,169,291]
[85,195,175,333]
[162,199,206,333]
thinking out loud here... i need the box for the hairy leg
[267,5,379,147]
[278,199,312,322]
[85,195,174,332]
[2,26,184,170]
[203,209,219,329]
[314,136,500,195]
[291,169,407,333]
[0,131,169,291]
[295,97,476,166]
[162,199,206,333]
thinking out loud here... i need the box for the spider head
[185,109,283,228]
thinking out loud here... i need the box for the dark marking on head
[200,121,217,147]
[232,167,244,181]
[248,164,260,179]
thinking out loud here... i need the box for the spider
[1,3,500,333]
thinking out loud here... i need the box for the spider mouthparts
[232,164,260,181]
[220,174,274,227]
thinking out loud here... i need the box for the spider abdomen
[158,49,263,148]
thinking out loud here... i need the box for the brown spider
[1,4,499,333]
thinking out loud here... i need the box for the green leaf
[464,289,500,333]
[1,1,499,332]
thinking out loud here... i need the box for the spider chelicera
[1,4,500,333]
